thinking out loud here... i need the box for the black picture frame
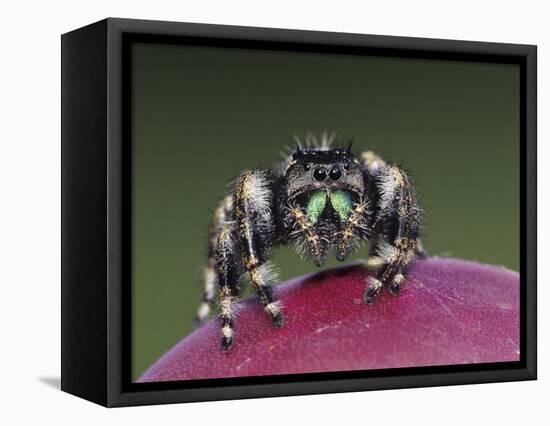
[61,17,537,407]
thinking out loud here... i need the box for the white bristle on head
[300,131,337,151]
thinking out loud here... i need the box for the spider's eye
[313,167,327,182]
[304,163,311,171]
[343,163,350,171]
[329,166,342,181]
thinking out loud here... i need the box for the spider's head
[286,146,364,198]
[285,147,364,222]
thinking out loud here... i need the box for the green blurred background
[131,42,519,380]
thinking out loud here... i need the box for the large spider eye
[329,166,342,181]
[313,167,327,182]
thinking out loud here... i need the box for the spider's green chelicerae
[195,134,425,351]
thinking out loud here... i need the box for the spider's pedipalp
[334,199,371,261]
[288,206,329,266]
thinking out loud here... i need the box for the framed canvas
[61,18,537,407]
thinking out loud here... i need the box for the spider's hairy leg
[388,249,415,295]
[215,222,241,352]
[195,195,233,326]
[365,235,426,270]
[360,150,426,263]
[361,150,387,174]
[388,237,427,293]
[235,171,284,328]
[360,150,391,269]
[362,256,386,270]
[364,165,422,304]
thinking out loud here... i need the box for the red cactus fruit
[139,258,519,382]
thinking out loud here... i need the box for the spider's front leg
[362,155,424,303]
[234,171,284,328]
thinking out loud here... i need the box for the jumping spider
[195,134,425,351]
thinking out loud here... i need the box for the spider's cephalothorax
[195,134,425,351]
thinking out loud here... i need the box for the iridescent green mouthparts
[306,190,353,224]
[330,190,353,222]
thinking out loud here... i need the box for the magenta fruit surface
[139,258,519,383]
